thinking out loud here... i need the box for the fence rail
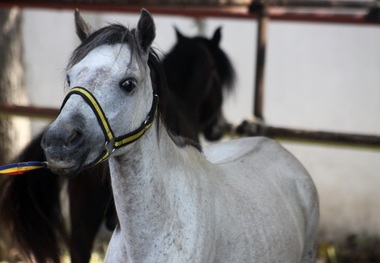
[0,104,58,120]
[0,1,380,25]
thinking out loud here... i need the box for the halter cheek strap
[60,86,159,167]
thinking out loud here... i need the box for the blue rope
[0,161,48,176]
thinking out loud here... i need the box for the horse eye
[120,78,137,92]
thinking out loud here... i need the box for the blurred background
[1,0,380,261]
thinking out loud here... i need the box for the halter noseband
[60,86,159,167]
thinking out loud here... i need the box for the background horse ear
[174,26,185,41]
[75,9,92,42]
[135,9,156,53]
[211,27,222,46]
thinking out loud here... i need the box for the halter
[61,86,159,167]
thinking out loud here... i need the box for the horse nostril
[65,130,84,148]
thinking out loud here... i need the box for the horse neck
[108,120,189,259]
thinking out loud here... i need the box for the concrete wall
[23,8,380,242]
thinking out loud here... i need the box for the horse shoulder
[204,136,316,189]
[205,136,318,222]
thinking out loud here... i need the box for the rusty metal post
[252,2,268,121]
[0,104,58,120]
[234,120,380,149]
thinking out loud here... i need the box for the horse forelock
[67,24,136,69]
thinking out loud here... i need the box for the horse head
[163,26,235,141]
[41,10,157,177]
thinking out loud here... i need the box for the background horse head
[163,27,235,141]
[0,10,235,263]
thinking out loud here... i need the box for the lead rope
[0,161,48,176]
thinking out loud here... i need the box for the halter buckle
[105,139,116,154]
[143,116,151,125]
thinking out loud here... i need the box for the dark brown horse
[0,13,235,263]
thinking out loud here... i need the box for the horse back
[203,137,319,262]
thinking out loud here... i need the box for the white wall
[23,8,380,242]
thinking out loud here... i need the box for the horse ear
[75,9,92,41]
[174,26,185,41]
[135,9,156,52]
[211,27,222,46]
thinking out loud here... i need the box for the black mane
[148,50,202,151]
[68,24,134,68]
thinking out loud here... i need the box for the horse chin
[46,156,87,178]
[49,165,82,179]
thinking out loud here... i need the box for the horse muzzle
[41,119,88,177]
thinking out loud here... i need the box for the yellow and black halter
[61,86,159,167]
[0,87,158,176]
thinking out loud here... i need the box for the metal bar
[265,0,377,8]
[0,1,380,25]
[0,104,59,120]
[0,2,258,19]
[235,121,380,149]
[253,3,268,121]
